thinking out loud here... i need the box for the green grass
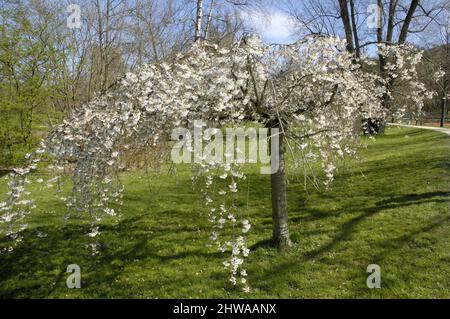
[0,127,449,298]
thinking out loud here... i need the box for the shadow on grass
[248,213,449,294]
[299,191,450,260]
[1,127,448,298]
[0,207,228,298]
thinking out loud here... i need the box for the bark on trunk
[398,0,420,44]
[376,0,391,114]
[386,0,396,43]
[349,0,360,58]
[195,0,203,42]
[440,93,447,127]
[338,0,355,54]
[269,126,292,251]
[204,0,215,40]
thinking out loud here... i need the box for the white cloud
[241,10,296,43]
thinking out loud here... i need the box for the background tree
[0,0,69,169]
[419,1,449,127]
[284,0,445,128]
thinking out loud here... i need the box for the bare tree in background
[195,0,204,42]
[193,0,266,44]
[285,0,342,37]
[438,6,449,127]
[130,0,192,64]
[285,0,446,127]
[421,1,450,127]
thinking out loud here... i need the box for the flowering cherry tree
[377,43,436,122]
[0,35,432,291]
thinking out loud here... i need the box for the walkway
[389,123,450,136]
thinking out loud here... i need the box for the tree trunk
[338,0,355,54]
[376,0,391,116]
[398,0,420,44]
[386,0,396,43]
[204,0,215,40]
[269,126,292,251]
[195,0,203,42]
[349,0,360,58]
[440,93,447,127]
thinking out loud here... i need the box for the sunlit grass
[0,127,449,298]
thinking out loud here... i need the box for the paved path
[389,123,450,136]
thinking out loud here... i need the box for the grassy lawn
[0,126,449,298]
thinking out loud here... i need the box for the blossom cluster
[378,43,436,120]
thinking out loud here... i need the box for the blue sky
[240,7,297,44]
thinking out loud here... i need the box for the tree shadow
[249,238,273,250]
[0,208,227,298]
[0,170,11,178]
[301,191,450,260]
[249,213,449,294]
